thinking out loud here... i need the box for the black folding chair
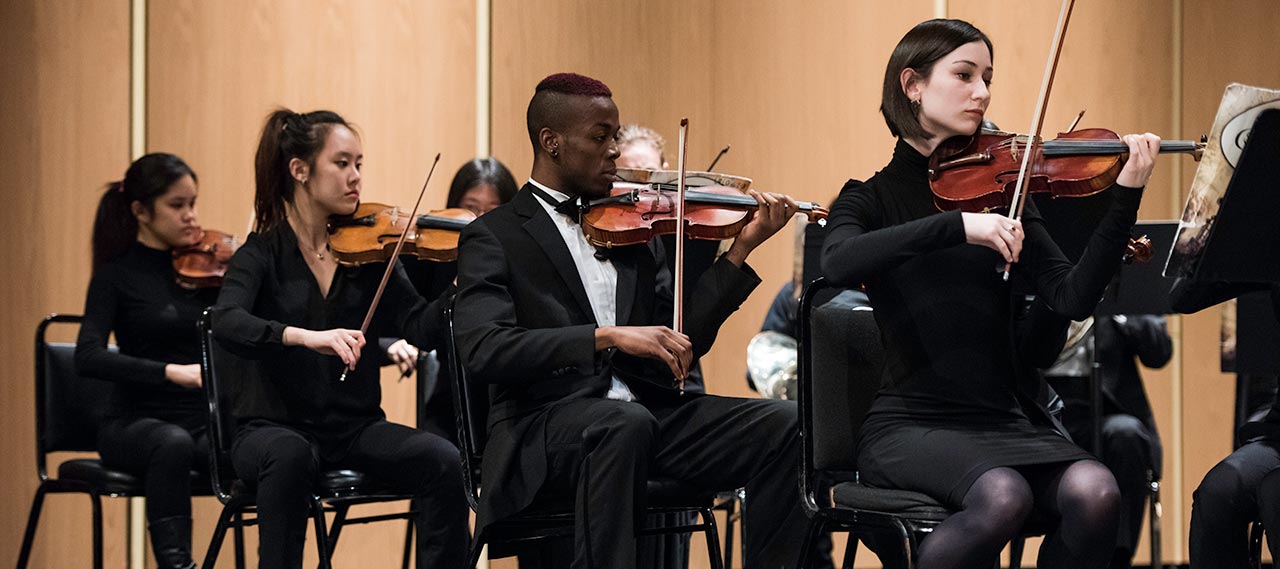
[17,314,219,569]
[197,308,418,569]
[795,279,1039,569]
[444,304,725,568]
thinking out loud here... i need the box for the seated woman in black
[211,109,467,569]
[75,153,211,569]
[821,19,1162,569]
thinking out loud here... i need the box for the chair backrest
[35,314,117,480]
[198,308,244,501]
[444,303,487,512]
[798,279,884,513]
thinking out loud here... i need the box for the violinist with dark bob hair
[75,153,211,569]
[821,19,1161,568]
[211,109,467,569]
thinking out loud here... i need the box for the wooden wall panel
[0,0,131,567]
[147,1,475,566]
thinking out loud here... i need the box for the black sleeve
[371,260,451,353]
[454,220,597,385]
[1117,315,1173,369]
[1017,185,1144,320]
[211,235,286,358]
[74,271,168,384]
[821,179,966,287]
[651,247,761,360]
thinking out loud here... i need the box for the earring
[550,148,559,158]
[910,99,922,114]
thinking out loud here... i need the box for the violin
[328,202,476,265]
[928,127,1206,213]
[1123,235,1153,265]
[579,174,828,248]
[172,228,239,289]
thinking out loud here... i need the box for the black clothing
[213,221,466,569]
[822,139,1143,506]
[454,185,807,568]
[1046,314,1170,567]
[231,419,466,569]
[74,241,214,568]
[213,222,448,456]
[1173,278,1280,566]
[75,242,215,427]
[97,418,209,520]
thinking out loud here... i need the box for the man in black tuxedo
[454,72,805,568]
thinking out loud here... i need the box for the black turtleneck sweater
[212,222,447,456]
[822,138,1143,423]
[75,242,217,428]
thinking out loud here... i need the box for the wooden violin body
[173,228,238,289]
[580,182,828,248]
[928,127,1205,213]
[328,202,475,265]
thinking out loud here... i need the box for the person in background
[75,153,211,569]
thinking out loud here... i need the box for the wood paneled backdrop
[3,1,1277,567]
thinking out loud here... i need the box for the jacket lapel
[613,249,637,326]
[515,186,597,323]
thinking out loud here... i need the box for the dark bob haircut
[880,19,992,141]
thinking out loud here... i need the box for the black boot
[149,516,196,569]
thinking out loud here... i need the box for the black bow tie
[530,186,582,223]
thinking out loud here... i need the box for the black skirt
[857,412,1093,508]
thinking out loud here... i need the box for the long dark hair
[445,157,518,209]
[253,108,352,232]
[92,153,197,272]
[881,19,992,140]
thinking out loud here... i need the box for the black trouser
[98,416,210,523]
[230,419,468,569]
[538,395,804,569]
[1190,439,1280,567]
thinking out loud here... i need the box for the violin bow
[1003,0,1075,281]
[673,118,689,393]
[337,153,442,381]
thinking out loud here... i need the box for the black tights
[916,460,1120,569]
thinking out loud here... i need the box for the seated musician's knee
[1061,461,1121,521]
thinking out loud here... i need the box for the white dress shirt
[528,178,636,402]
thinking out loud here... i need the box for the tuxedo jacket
[453,185,760,529]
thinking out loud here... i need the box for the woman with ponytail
[75,153,209,569]
[211,109,466,569]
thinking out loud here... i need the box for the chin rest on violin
[927,127,1206,214]
[173,228,238,289]
[328,202,475,266]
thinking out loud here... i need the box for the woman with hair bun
[212,109,466,568]
[75,153,209,569]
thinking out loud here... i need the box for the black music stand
[1189,108,1280,283]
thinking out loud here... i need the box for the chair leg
[795,517,826,569]
[721,498,735,569]
[842,533,858,569]
[324,504,350,559]
[1149,478,1162,569]
[90,491,104,569]
[401,513,414,569]
[16,485,48,569]
[700,507,725,569]
[233,512,247,569]
[1249,521,1264,569]
[201,505,235,569]
[311,499,333,569]
[1008,535,1027,569]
